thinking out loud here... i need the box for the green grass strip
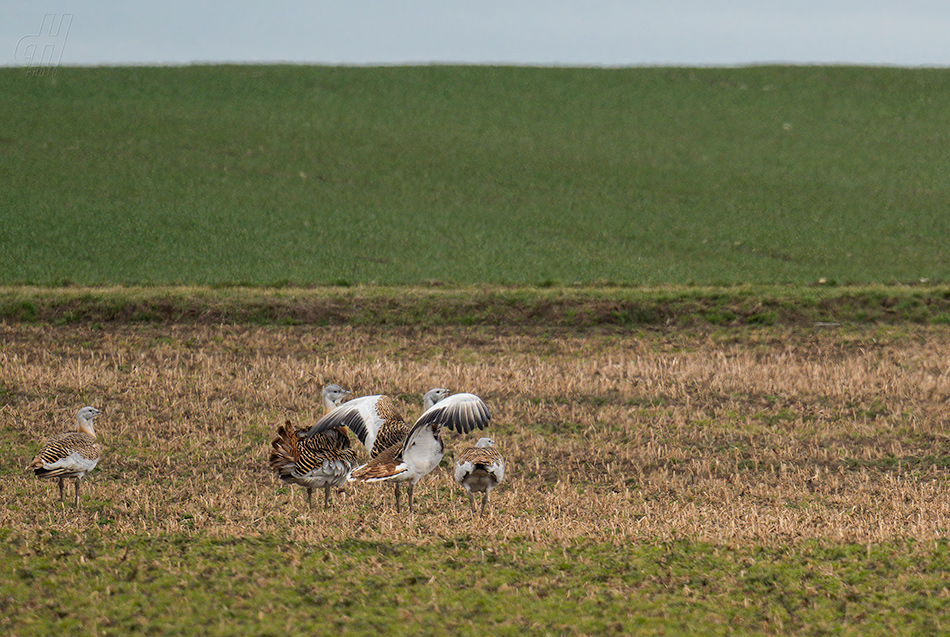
[3,284,950,328]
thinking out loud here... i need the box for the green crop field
[3,65,950,286]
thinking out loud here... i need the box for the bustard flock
[293,385,497,513]
[27,385,505,516]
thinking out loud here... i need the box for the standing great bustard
[454,437,504,516]
[27,406,103,508]
[268,384,356,509]
[313,391,491,513]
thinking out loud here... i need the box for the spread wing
[407,393,490,446]
[300,395,406,457]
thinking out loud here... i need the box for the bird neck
[77,419,96,437]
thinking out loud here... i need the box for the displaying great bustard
[268,384,357,509]
[306,390,491,512]
[454,437,505,516]
[27,406,103,508]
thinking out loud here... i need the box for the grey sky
[3,1,950,68]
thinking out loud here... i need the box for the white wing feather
[303,395,390,455]
[42,452,99,475]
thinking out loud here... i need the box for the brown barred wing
[300,395,410,458]
[28,432,101,479]
[350,442,408,482]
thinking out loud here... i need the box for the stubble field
[3,321,950,634]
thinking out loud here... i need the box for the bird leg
[73,478,81,508]
[394,483,401,513]
[323,485,331,510]
[467,492,476,515]
[306,487,313,509]
[407,484,414,513]
[480,492,489,517]
[58,478,65,503]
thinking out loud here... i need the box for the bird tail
[269,421,300,481]
[28,463,60,478]
[26,453,57,477]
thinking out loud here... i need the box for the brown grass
[3,322,950,547]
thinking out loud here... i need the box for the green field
[3,65,950,286]
[7,531,950,635]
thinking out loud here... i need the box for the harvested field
[3,322,950,633]
[4,323,950,543]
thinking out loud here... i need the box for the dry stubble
[3,323,950,547]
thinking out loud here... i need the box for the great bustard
[312,391,491,513]
[454,437,504,516]
[268,384,357,509]
[300,388,457,510]
[27,406,103,508]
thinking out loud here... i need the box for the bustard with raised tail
[269,384,358,509]
[454,437,504,516]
